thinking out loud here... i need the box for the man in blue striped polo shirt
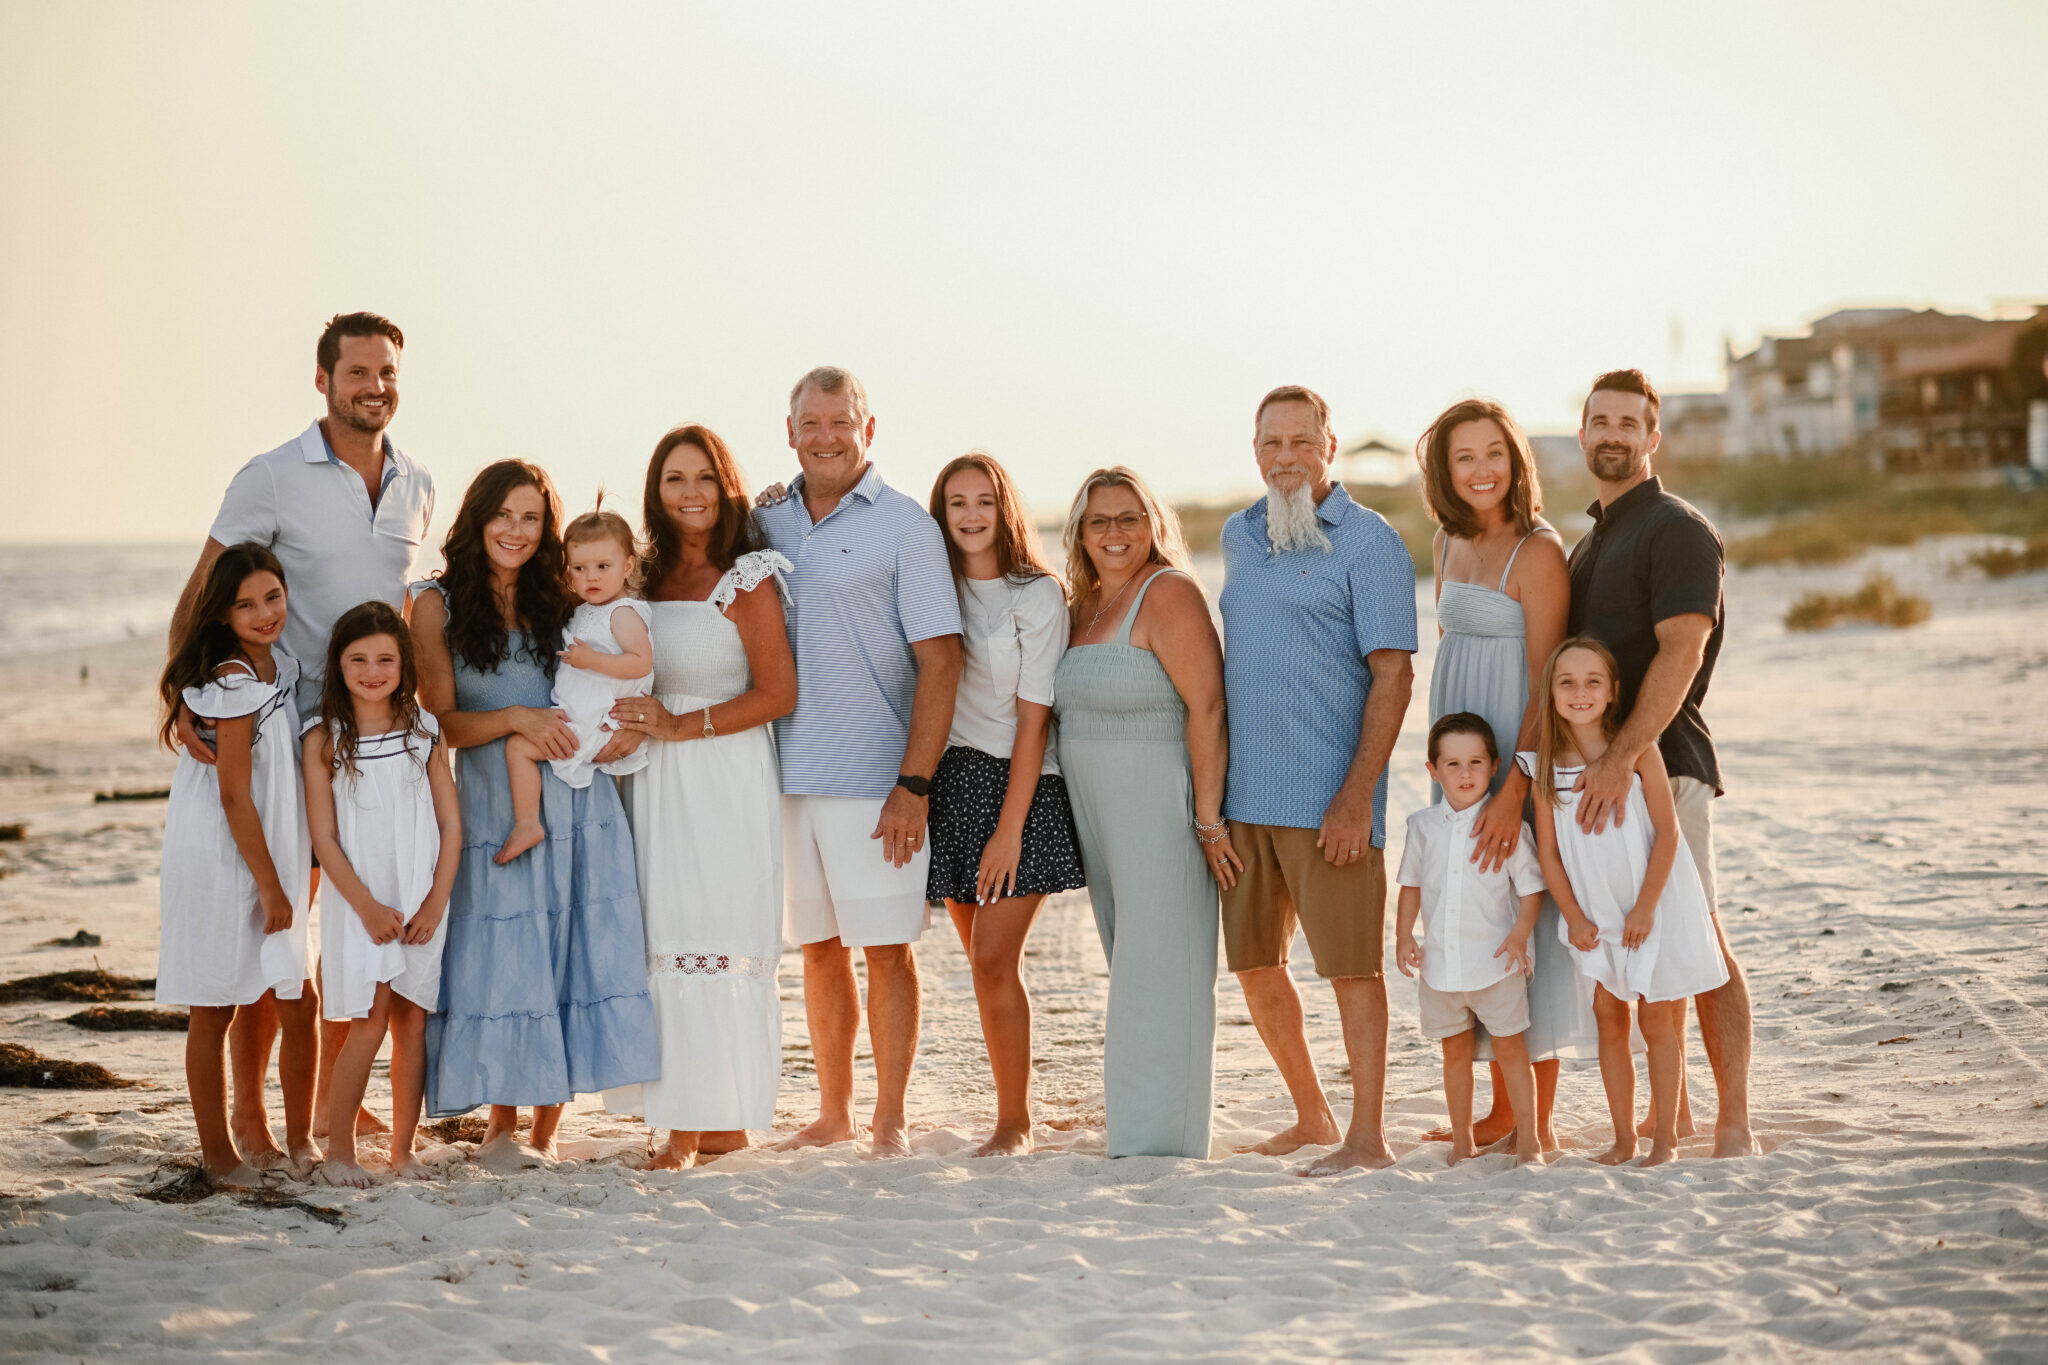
[757,366,963,1159]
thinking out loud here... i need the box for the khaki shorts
[1219,822,1384,979]
[1417,973,1531,1041]
[1670,776,1718,914]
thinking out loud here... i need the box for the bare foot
[493,820,546,865]
[389,1154,434,1180]
[645,1133,700,1171]
[696,1131,751,1158]
[1712,1131,1760,1157]
[313,1104,390,1141]
[1638,1111,1697,1139]
[323,1158,378,1188]
[867,1121,912,1160]
[1640,1140,1678,1168]
[1236,1115,1342,1157]
[476,1133,551,1171]
[1446,1137,1477,1166]
[1513,1137,1548,1168]
[286,1137,324,1177]
[1539,1123,1560,1155]
[1420,1109,1516,1146]
[1591,1137,1640,1166]
[1296,1141,1397,1178]
[232,1122,288,1171]
[772,1115,860,1152]
[204,1160,267,1190]
[973,1125,1033,1157]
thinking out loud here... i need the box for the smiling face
[1447,417,1513,520]
[316,334,400,436]
[224,570,287,652]
[659,442,723,539]
[1254,399,1336,499]
[484,483,547,576]
[787,383,873,503]
[1427,731,1498,811]
[1551,645,1617,732]
[1079,483,1154,585]
[339,631,403,704]
[1580,390,1659,485]
[566,534,633,605]
[941,465,1001,566]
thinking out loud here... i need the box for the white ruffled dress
[157,655,311,1007]
[549,597,656,787]
[317,714,450,1019]
[1520,752,1730,1005]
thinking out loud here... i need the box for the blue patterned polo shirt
[1219,485,1418,842]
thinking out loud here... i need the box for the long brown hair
[640,424,759,590]
[318,601,426,780]
[928,451,1059,585]
[435,460,572,675]
[159,543,288,751]
[1534,635,1622,810]
[1417,398,1543,541]
[1060,466,1196,607]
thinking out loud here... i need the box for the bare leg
[864,943,920,1158]
[495,735,549,865]
[774,938,861,1149]
[1695,913,1758,1156]
[386,1000,432,1178]
[187,1005,262,1186]
[322,987,393,1187]
[1442,1029,1477,1165]
[1534,1058,1561,1152]
[696,1130,750,1158]
[228,990,286,1169]
[1490,1031,1544,1166]
[1298,975,1396,1176]
[1638,1002,1697,1138]
[1638,999,1685,1167]
[1424,1057,1516,1145]
[1590,985,1639,1165]
[647,1130,701,1170]
[527,1104,563,1159]
[1233,965,1340,1155]
[952,896,1044,1157]
[482,1104,522,1147]
[275,984,323,1173]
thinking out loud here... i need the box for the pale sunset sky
[3,2,2044,543]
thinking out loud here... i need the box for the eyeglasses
[1082,512,1149,535]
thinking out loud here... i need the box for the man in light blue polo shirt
[1217,385,1417,1178]
[167,312,435,1172]
[756,366,962,1159]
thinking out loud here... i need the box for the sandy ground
[1,541,2045,1361]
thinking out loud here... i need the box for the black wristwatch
[894,773,932,798]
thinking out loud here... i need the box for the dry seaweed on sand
[41,929,102,948]
[64,1006,188,1032]
[423,1113,525,1144]
[0,967,154,1004]
[93,787,171,803]
[1783,573,1931,632]
[138,1162,348,1228]
[0,1042,140,1089]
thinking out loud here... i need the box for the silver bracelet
[1193,818,1227,834]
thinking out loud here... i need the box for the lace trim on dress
[647,951,779,979]
[708,550,795,614]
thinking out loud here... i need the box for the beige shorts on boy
[1417,974,1531,1041]
[1669,776,1718,913]
[782,794,932,949]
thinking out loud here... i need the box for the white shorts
[782,794,932,948]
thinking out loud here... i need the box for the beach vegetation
[1965,534,2048,578]
[1783,573,1931,632]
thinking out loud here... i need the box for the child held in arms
[1395,712,1548,1167]
[495,506,654,863]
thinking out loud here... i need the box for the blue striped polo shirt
[757,464,963,799]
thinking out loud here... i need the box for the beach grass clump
[0,1042,140,1089]
[64,1006,188,1032]
[1966,533,2048,579]
[0,968,154,1004]
[1784,573,1931,632]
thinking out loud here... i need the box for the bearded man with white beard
[1217,385,1419,1176]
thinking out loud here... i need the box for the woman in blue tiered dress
[409,459,658,1158]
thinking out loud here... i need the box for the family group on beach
[153,311,1759,1191]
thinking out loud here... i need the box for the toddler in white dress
[1527,636,1729,1169]
[496,509,654,864]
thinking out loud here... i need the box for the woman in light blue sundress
[409,460,659,1159]
[1416,399,1590,1153]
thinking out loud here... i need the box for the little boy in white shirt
[1395,712,1548,1166]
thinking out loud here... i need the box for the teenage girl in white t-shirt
[924,452,1088,1157]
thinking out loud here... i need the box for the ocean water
[0,543,200,655]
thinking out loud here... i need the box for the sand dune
[2,541,2045,1361]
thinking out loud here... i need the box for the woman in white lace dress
[602,424,798,1169]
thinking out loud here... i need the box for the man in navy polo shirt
[756,366,962,1159]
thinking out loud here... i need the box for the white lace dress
[549,597,656,787]
[157,655,311,1006]
[605,551,791,1131]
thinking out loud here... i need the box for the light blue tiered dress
[1429,533,1598,1064]
[417,583,661,1117]
[1054,569,1218,1159]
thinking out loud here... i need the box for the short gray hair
[789,366,871,425]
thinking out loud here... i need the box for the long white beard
[1265,478,1332,553]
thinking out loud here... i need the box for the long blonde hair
[1534,635,1623,809]
[1061,466,1195,606]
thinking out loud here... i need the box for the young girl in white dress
[156,542,315,1186]
[1524,636,1728,1168]
[304,601,462,1187]
[495,508,654,864]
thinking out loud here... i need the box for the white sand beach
[2,543,2045,1362]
